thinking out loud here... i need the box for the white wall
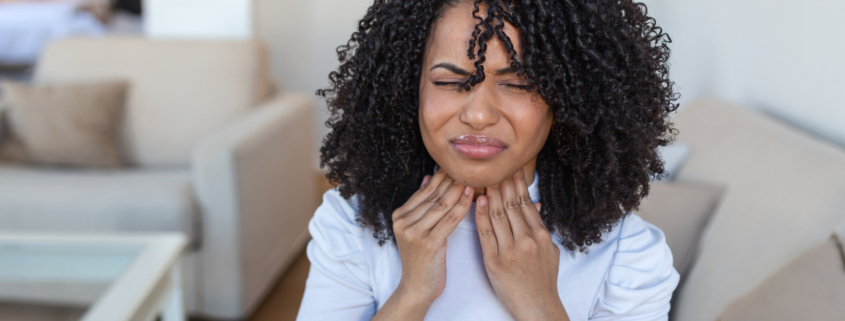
[142,0,372,168]
[256,0,374,169]
[643,0,845,147]
[144,0,252,39]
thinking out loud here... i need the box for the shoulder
[614,213,673,259]
[310,188,363,237]
[307,188,371,270]
[299,189,380,317]
[589,213,680,320]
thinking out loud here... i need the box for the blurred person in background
[298,0,680,320]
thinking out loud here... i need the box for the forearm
[532,299,569,321]
[372,284,432,321]
[508,293,569,321]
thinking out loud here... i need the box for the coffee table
[0,233,188,321]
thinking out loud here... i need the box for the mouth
[450,135,506,159]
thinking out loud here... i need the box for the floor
[0,302,85,321]
[247,249,311,321]
[0,174,330,321]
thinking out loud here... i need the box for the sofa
[640,99,845,320]
[0,38,317,320]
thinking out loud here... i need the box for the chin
[438,160,510,188]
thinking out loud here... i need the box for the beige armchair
[0,38,316,319]
[668,99,845,321]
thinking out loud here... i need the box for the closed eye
[504,84,534,91]
[433,81,534,92]
[433,81,463,88]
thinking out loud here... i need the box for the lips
[450,135,506,159]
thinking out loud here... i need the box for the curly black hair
[318,0,678,251]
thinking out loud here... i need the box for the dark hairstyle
[318,0,678,251]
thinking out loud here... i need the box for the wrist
[543,299,569,321]
[394,283,435,314]
[373,282,434,321]
[513,292,569,321]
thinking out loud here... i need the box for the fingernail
[478,196,487,207]
[421,175,431,187]
[464,186,472,196]
[535,203,542,212]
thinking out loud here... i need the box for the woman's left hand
[475,170,570,321]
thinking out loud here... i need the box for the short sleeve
[590,214,680,321]
[296,189,377,321]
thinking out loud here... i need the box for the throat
[469,167,537,202]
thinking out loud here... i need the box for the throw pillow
[636,182,725,279]
[0,79,128,168]
[719,235,845,321]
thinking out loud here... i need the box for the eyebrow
[493,66,519,76]
[430,63,471,75]
[430,63,519,76]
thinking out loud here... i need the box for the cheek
[503,96,552,148]
[418,87,461,137]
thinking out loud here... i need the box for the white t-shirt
[297,173,680,320]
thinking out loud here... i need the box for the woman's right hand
[372,170,474,320]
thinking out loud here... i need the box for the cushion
[0,79,127,168]
[670,99,845,321]
[33,38,275,167]
[719,235,845,321]
[635,182,724,278]
[0,163,198,242]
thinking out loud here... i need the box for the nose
[459,85,499,130]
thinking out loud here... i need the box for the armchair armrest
[191,93,316,318]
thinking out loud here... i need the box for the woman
[298,0,679,320]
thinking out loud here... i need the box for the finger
[414,170,447,200]
[514,170,545,231]
[393,170,448,221]
[420,175,431,188]
[486,185,514,248]
[402,175,456,224]
[410,183,467,231]
[475,195,498,254]
[500,175,531,238]
[428,185,474,239]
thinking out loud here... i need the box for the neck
[471,160,537,202]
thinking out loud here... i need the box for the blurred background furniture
[651,99,845,321]
[0,37,317,320]
[0,0,143,68]
[0,232,188,321]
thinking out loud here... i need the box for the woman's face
[419,1,553,189]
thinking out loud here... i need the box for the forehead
[426,2,523,64]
